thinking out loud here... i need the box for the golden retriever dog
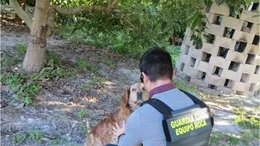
[85,83,149,146]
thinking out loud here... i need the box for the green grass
[83,75,104,92]
[90,76,103,84]
[174,80,199,96]
[36,52,77,80]
[99,56,117,70]
[1,52,78,105]
[240,131,255,144]
[49,137,67,145]
[2,72,40,105]
[1,52,20,68]
[14,43,27,57]
[75,109,87,119]
[76,58,99,73]
[13,133,27,145]
[209,131,240,146]
[28,130,44,142]
[12,130,45,145]
[80,122,89,135]
[76,58,90,70]
[233,107,260,130]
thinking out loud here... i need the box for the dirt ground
[1,22,259,146]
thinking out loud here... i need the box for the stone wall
[177,2,260,96]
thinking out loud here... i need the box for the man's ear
[121,88,130,107]
[142,72,149,84]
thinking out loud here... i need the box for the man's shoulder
[153,88,195,110]
[128,102,161,120]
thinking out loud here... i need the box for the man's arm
[117,112,142,146]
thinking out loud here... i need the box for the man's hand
[113,122,125,137]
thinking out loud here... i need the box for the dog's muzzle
[137,92,143,100]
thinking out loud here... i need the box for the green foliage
[76,58,98,72]
[232,107,260,143]
[209,131,240,145]
[14,43,27,57]
[1,52,77,105]
[76,58,89,69]
[17,81,41,105]
[234,108,260,130]
[36,52,76,80]
[240,131,255,144]
[80,122,89,135]
[174,80,199,96]
[83,75,104,91]
[28,130,44,142]
[13,133,27,145]
[5,72,21,89]
[49,137,67,145]
[165,45,181,66]
[75,109,87,119]
[53,0,253,54]
[90,76,103,85]
[3,72,40,105]
[1,52,19,68]
[12,130,45,145]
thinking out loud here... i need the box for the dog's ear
[121,88,130,107]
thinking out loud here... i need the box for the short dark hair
[139,47,173,82]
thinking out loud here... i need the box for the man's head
[139,48,173,91]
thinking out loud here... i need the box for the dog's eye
[132,88,137,92]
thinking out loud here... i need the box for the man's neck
[148,79,172,92]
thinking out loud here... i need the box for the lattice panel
[177,2,260,96]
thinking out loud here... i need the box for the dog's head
[121,83,149,111]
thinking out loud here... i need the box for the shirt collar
[149,83,176,98]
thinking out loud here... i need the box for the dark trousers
[105,144,117,146]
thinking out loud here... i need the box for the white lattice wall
[177,2,260,96]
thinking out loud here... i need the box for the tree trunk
[22,0,50,73]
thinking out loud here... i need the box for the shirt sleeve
[118,111,142,146]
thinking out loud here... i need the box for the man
[113,48,195,146]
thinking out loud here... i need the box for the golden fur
[85,83,149,146]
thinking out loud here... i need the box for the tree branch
[108,0,120,12]
[9,0,33,30]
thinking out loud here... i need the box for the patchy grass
[83,75,104,92]
[76,58,90,70]
[12,130,45,145]
[99,56,117,70]
[233,107,260,130]
[80,122,89,136]
[76,58,99,73]
[209,131,240,146]
[2,72,40,105]
[1,52,20,68]
[49,137,67,145]
[174,80,199,96]
[14,43,27,57]
[12,133,27,145]
[240,130,256,144]
[75,109,87,120]
[28,130,44,143]
[1,52,79,105]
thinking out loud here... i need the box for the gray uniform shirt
[118,83,195,146]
